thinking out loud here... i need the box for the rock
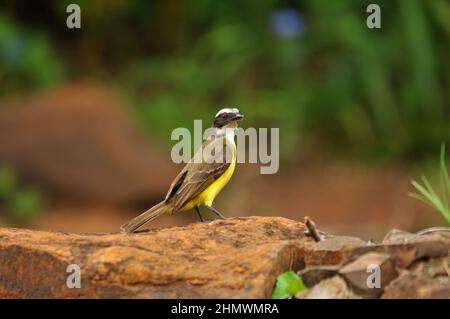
[0,84,177,203]
[382,257,450,299]
[299,229,449,299]
[296,276,362,299]
[298,265,340,287]
[409,256,450,278]
[304,236,368,266]
[0,216,315,298]
[364,232,450,268]
[384,276,450,298]
[313,236,368,251]
[338,252,397,298]
[382,229,415,243]
[305,232,450,269]
[1,215,448,299]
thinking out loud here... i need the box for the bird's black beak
[232,113,244,121]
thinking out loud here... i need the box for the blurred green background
[0,0,449,239]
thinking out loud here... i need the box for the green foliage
[0,166,47,221]
[1,1,450,160]
[118,0,450,161]
[272,271,306,299]
[409,144,450,224]
[0,165,17,196]
[0,14,64,95]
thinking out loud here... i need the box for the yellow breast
[181,144,236,210]
[200,149,236,206]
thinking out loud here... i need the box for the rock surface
[305,232,450,268]
[0,216,449,299]
[382,257,450,299]
[0,216,314,298]
[296,276,361,299]
[298,265,340,287]
[339,252,396,298]
[298,229,450,299]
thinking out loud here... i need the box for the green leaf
[272,271,306,299]
[0,166,17,197]
[7,187,47,220]
[440,143,449,210]
[409,143,450,224]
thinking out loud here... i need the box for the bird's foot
[195,206,205,222]
[205,205,225,220]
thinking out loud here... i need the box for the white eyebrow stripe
[215,108,239,117]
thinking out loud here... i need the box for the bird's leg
[195,205,205,222]
[205,205,225,219]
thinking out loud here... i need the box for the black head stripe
[213,112,234,128]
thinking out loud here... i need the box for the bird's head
[213,108,244,129]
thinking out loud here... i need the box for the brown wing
[164,137,233,211]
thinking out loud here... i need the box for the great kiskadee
[120,108,244,233]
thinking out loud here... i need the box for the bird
[120,107,244,233]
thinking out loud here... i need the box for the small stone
[409,257,450,278]
[382,229,414,244]
[305,236,368,266]
[382,256,450,299]
[296,276,362,299]
[314,236,368,251]
[383,275,450,299]
[339,252,397,298]
[298,265,340,287]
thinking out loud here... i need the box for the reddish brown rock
[0,84,177,203]
[359,232,450,268]
[304,232,450,268]
[1,217,449,299]
[298,229,450,299]
[382,257,450,299]
[304,236,368,266]
[0,216,314,298]
[339,252,397,298]
[383,274,450,298]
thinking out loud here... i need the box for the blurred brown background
[0,0,449,240]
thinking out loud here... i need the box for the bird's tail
[120,201,169,233]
